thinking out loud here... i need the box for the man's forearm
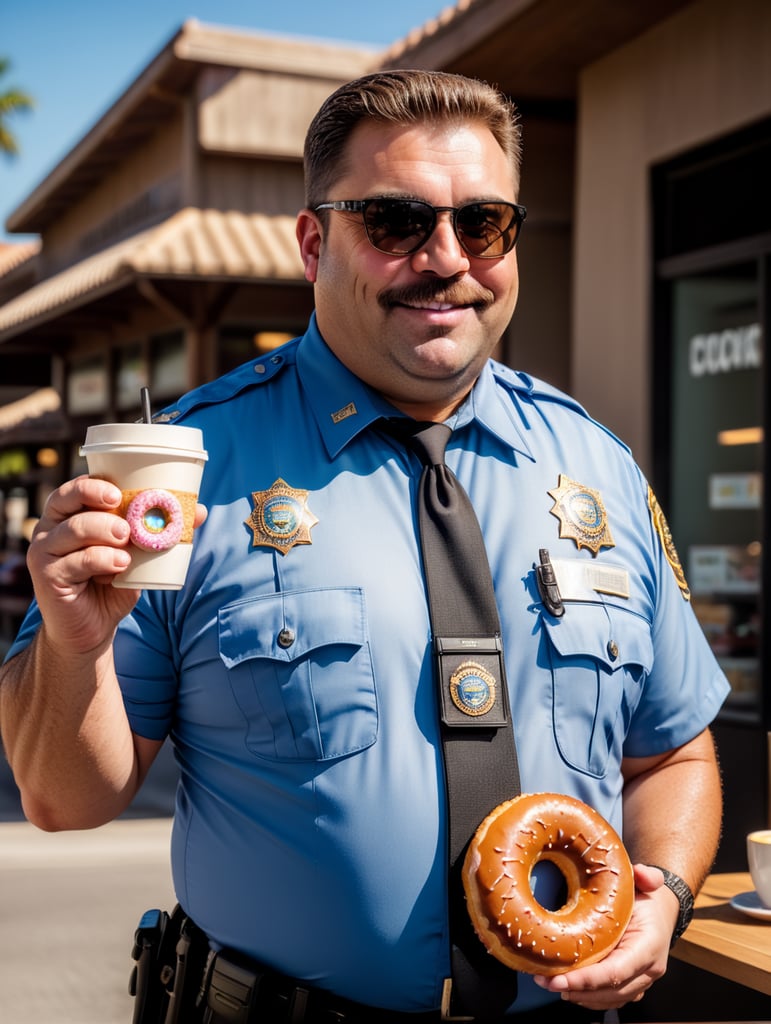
[0,627,140,830]
[622,728,723,893]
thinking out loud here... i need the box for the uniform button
[254,364,266,374]
[270,355,282,364]
[277,628,296,648]
[607,640,619,661]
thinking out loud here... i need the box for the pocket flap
[541,602,653,673]
[219,587,366,667]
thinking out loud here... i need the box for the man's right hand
[26,475,141,653]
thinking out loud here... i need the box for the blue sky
[0,0,452,242]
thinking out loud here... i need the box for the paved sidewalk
[0,818,175,1024]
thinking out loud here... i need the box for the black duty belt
[202,948,440,1023]
[199,946,598,1024]
[130,903,599,1024]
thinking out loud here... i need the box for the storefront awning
[0,386,68,446]
[0,387,60,431]
[0,207,305,341]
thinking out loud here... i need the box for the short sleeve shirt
[7,315,728,1012]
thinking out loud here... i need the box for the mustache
[378,279,494,311]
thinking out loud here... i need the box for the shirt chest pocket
[218,588,378,762]
[541,603,653,778]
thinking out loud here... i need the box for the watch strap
[649,865,695,944]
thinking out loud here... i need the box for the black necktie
[381,419,520,1019]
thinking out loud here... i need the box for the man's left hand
[532,864,678,1010]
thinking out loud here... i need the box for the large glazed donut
[125,488,184,552]
[462,792,634,975]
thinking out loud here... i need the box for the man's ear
[296,209,323,283]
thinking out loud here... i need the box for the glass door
[668,262,763,721]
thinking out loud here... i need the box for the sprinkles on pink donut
[125,489,184,551]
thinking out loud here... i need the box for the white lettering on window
[689,323,762,377]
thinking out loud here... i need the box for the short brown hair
[303,69,522,209]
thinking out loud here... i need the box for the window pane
[68,357,108,415]
[150,331,186,397]
[116,344,147,409]
[670,263,763,716]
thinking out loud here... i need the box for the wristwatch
[649,865,695,944]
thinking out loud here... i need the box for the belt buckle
[440,979,473,1022]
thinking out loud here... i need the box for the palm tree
[0,58,34,157]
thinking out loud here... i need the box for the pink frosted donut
[125,489,183,551]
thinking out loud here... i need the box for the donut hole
[143,506,170,533]
[529,858,569,912]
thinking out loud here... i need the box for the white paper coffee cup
[747,829,771,907]
[80,422,208,590]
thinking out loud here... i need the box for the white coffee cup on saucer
[747,829,771,907]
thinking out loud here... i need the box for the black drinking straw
[140,387,152,424]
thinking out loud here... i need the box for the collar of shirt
[296,313,536,464]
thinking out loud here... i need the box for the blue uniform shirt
[8,314,729,1012]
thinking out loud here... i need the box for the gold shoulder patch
[648,487,690,601]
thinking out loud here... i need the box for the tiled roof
[380,0,475,64]
[0,208,304,340]
[0,386,60,431]
[0,241,41,278]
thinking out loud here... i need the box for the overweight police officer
[0,69,727,1023]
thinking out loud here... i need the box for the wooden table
[671,872,771,996]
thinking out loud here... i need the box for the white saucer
[730,890,771,921]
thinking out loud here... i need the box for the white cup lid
[81,422,207,460]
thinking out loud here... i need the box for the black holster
[129,905,208,1024]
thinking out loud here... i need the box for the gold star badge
[548,475,615,555]
[246,478,318,554]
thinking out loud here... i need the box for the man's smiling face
[296,118,521,422]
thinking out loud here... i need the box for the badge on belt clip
[449,661,497,717]
[548,475,615,555]
[245,478,318,554]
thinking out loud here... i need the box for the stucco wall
[41,114,185,273]
[572,0,771,472]
[508,115,575,391]
[197,67,347,161]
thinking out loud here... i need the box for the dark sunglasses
[313,197,526,259]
